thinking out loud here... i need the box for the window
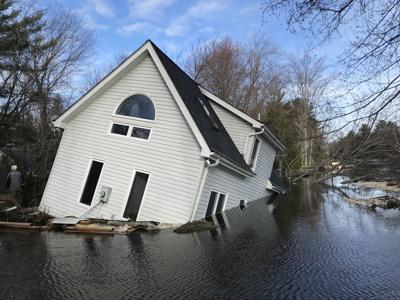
[80,160,104,205]
[249,138,260,170]
[110,124,151,140]
[205,191,227,217]
[206,191,218,217]
[131,127,151,140]
[123,171,149,220]
[239,199,247,210]
[216,194,226,213]
[111,124,129,136]
[116,95,155,120]
[198,97,219,130]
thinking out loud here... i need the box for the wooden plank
[0,221,49,230]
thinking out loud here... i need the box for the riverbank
[351,180,400,193]
[327,176,400,209]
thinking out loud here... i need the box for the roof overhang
[199,85,285,153]
[211,152,254,178]
[261,126,286,153]
[266,179,286,194]
[53,40,212,158]
[199,86,263,129]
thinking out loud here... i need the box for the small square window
[131,127,151,140]
[111,124,129,135]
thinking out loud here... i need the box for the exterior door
[123,171,149,220]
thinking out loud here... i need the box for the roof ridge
[148,40,198,87]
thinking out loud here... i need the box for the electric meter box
[99,186,112,203]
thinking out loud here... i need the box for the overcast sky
[39,0,343,70]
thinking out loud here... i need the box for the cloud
[119,22,160,35]
[88,0,115,17]
[186,0,225,17]
[198,26,214,33]
[163,40,179,54]
[165,0,226,37]
[73,6,109,29]
[165,21,186,37]
[127,0,176,19]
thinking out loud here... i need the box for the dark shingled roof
[270,170,286,193]
[150,41,251,172]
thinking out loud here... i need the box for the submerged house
[39,40,285,224]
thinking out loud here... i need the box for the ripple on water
[1,181,400,299]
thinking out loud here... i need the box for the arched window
[116,95,155,120]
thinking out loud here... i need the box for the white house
[39,40,285,224]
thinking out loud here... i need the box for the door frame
[119,168,152,220]
[76,158,106,209]
[206,189,228,216]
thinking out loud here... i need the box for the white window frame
[119,168,152,220]
[239,198,248,210]
[112,92,157,123]
[108,122,152,141]
[206,190,228,216]
[77,158,106,208]
[249,137,261,171]
[109,122,130,136]
[130,125,152,141]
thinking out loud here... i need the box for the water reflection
[1,180,400,299]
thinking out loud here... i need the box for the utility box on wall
[99,186,112,203]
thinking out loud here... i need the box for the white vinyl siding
[194,137,276,220]
[40,54,204,224]
[210,102,253,154]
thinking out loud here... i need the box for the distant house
[39,40,285,224]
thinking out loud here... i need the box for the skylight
[198,97,219,130]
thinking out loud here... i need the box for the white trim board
[53,41,212,158]
[199,85,263,128]
[200,85,285,153]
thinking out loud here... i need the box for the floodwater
[1,180,400,299]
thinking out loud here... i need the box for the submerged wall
[195,137,276,220]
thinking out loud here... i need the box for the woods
[185,37,328,180]
[1,0,400,204]
[0,0,94,203]
[262,0,400,179]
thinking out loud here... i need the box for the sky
[39,0,343,71]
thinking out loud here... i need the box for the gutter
[243,127,265,162]
[249,127,265,137]
[211,153,254,177]
[245,125,285,154]
[262,126,286,153]
[190,158,220,221]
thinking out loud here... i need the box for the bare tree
[185,35,282,115]
[25,7,95,179]
[81,51,130,95]
[288,51,329,168]
[263,0,400,127]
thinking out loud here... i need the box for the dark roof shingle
[150,41,251,172]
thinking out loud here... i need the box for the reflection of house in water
[201,193,279,238]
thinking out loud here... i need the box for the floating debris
[173,220,216,234]
[345,195,400,209]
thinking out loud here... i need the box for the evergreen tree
[0,0,44,70]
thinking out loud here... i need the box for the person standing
[6,165,23,206]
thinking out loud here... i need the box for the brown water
[1,180,400,299]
